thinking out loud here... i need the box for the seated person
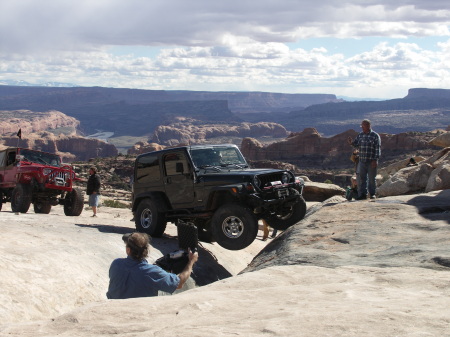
[107,232,198,299]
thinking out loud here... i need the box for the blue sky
[1,0,450,99]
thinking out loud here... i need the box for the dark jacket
[87,173,101,195]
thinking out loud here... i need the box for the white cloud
[2,0,450,54]
[1,0,450,98]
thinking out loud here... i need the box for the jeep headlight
[281,173,289,184]
[295,176,305,185]
[252,176,261,189]
[43,168,52,175]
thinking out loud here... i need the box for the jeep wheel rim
[275,205,293,220]
[221,216,244,239]
[140,208,153,229]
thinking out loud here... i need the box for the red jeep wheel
[64,187,84,216]
[11,184,32,213]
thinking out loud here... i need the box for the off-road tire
[135,198,167,237]
[211,204,258,250]
[34,202,52,214]
[64,188,84,216]
[264,196,307,231]
[11,184,32,213]
[0,191,3,211]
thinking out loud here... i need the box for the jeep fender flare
[206,184,248,210]
[133,192,170,213]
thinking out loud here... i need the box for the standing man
[347,119,381,200]
[86,166,101,217]
[107,232,199,299]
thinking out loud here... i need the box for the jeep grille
[48,171,67,186]
[258,173,286,188]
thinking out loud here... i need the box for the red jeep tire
[64,187,84,216]
[11,184,32,213]
[34,202,52,214]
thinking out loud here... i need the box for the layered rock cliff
[151,118,288,146]
[0,132,117,162]
[0,110,79,135]
[241,128,439,169]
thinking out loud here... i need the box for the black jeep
[132,144,306,250]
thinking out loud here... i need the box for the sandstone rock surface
[429,131,450,147]
[302,181,345,201]
[1,191,449,337]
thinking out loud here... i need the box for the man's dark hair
[126,232,150,261]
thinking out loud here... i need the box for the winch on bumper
[247,184,303,214]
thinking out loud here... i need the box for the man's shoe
[355,195,367,200]
[370,195,376,200]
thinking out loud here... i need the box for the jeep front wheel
[264,196,307,231]
[211,204,258,250]
[34,202,52,214]
[64,188,84,216]
[11,184,32,213]
[135,198,167,237]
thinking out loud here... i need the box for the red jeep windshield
[19,149,61,167]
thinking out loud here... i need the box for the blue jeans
[357,160,377,197]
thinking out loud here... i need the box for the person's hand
[371,160,378,168]
[188,248,198,264]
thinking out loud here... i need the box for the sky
[1,0,450,99]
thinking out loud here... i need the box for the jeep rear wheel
[34,202,52,214]
[0,191,3,211]
[135,198,167,237]
[64,188,84,216]
[211,204,258,250]
[264,196,307,231]
[11,184,32,213]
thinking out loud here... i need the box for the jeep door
[0,149,17,188]
[162,151,195,206]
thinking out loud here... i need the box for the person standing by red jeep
[86,166,101,217]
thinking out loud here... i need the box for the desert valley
[1,85,450,336]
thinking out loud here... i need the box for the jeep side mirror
[176,162,184,174]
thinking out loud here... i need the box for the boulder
[378,156,425,178]
[423,147,450,167]
[377,164,435,197]
[303,181,345,202]
[429,132,450,148]
[425,163,450,192]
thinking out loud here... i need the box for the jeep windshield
[189,146,248,169]
[19,149,62,167]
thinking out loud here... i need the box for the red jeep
[0,147,84,215]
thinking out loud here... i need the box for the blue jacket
[107,256,180,299]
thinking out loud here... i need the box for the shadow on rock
[75,223,232,287]
[406,189,450,223]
